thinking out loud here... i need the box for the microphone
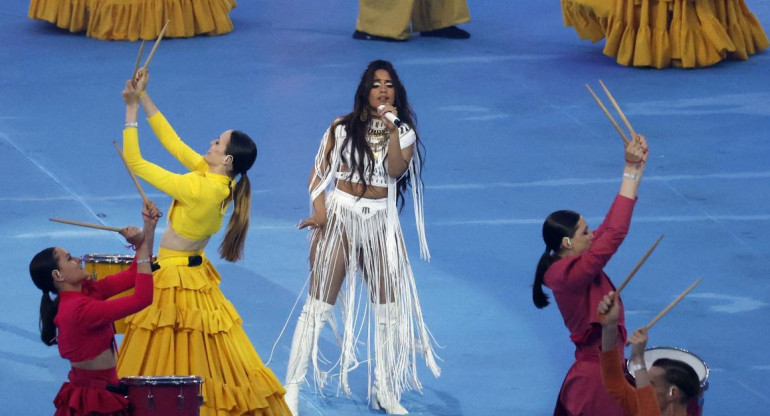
[377,105,401,127]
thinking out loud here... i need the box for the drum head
[121,375,203,386]
[643,346,709,388]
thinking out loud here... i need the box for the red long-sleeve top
[54,258,153,362]
[544,194,636,349]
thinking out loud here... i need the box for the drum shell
[121,376,203,416]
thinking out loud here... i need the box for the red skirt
[53,367,129,416]
[554,351,629,416]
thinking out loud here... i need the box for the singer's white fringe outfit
[285,118,440,412]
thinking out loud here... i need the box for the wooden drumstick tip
[615,234,664,295]
[586,84,630,146]
[131,40,146,82]
[142,20,170,70]
[646,277,703,330]
[598,79,636,137]
[113,140,148,203]
[49,217,123,233]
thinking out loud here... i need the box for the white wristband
[628,361,646,373]
[136,257,152,264]
[623,172,637,181]
[125,121,138,128]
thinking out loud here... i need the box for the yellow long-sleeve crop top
[122,112,234,241]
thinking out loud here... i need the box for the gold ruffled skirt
[561,0,769,68]
[27,0,237,40]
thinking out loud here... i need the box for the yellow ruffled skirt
[27,0,237,40]
[116,248,291,416]
[561,0,769,68]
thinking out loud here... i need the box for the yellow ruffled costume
[117,113,290,415]
[27,0,237,40]
[561,0,769,68]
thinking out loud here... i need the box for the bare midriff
[70,348,116,370]
[160,227,209,252]
[336,180,388,199]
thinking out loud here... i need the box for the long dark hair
[29,247,60,346]
[532,210,580,308]
[327,60,424,210]
[219,130,257,262]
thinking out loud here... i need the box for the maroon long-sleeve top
[544,194,636,350]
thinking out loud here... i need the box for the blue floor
[2,1,770,414]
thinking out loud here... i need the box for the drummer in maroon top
[29,200,160,416]
[532,133,649,416]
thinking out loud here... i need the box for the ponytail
[532,210,581,309]
[533,249,554,308]
[29,247,60,345]
[219,173,251,262]
[219,130,257,262]
[39,292,60,345]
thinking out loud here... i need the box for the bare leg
[309,222,349,305]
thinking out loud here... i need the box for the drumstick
[586,84,630,146]
[131,40,146,84]
[599,79,636,137]
[615,234,664,295]
[113,141,148,203]
[646,278,703,329]
[50,218,123,233]
[142,20,170,70]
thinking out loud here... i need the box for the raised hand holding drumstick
[598,292,655,392]
[619,133,648,201]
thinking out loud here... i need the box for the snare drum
[121,376,204,415]
[82,254,136,334]
[627,346,709,416]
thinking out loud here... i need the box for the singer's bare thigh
[309,223,349,305]
[360,231,396,305]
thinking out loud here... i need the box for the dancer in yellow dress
[116,69,291,416]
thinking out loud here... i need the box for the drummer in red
[29,200,160,416]
[532,134,648,415]
[598,292,701,416]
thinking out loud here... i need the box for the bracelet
[623,172,637,181]
[138,90,145,99]
[628,361,646,373]
[125,121,138,128]
[136,257,152,264]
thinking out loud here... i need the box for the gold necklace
[366,123,389,157]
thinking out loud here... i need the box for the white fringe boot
[284,297,333,415]
[372,303,408,414]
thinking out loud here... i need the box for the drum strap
[106,383,128,395]
[153,255,203,271]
